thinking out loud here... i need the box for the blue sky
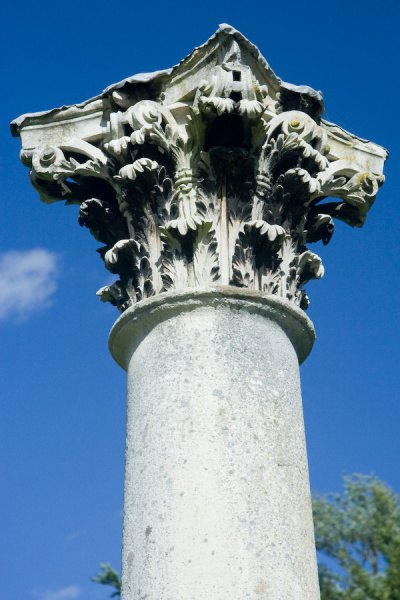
[1,1,399,599]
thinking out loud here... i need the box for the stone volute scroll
[11,24,387,314]
[12,24,388,600]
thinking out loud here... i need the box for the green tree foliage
[312,473,400,600]
[91,563,121,598]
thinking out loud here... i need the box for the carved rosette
[13,26,387,313]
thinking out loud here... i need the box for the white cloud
[32,586,81,600]
[0,249,59,321]
[66,530,83,541]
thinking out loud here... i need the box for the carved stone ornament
[12,24,388,313]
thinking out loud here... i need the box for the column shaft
[109,288,319,600]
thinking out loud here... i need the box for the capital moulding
[11,24,388,313]
[108,287,316,369]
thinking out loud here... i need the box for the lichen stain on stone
[145,525,152,537]
[255,578,267,594]
[217,407,227,424]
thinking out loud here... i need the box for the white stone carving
[109,288,320,600]
[11,24,387,312]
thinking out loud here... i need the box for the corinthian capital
[11,24,387,312]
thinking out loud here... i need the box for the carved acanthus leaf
[231,244,256,288]
[193,222,220,286]
[116,158,159,182]
[13,28,387,313]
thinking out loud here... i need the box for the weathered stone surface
[11,26,388,600]
[109,288,319,599]
[11,24,387,312]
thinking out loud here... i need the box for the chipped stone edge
[108,286,316,371]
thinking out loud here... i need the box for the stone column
[109,288,317,599]
[11,23,387,600]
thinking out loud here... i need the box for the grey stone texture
[11,25,387,315]
[109,288,319,599]
[11,23,388,600]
